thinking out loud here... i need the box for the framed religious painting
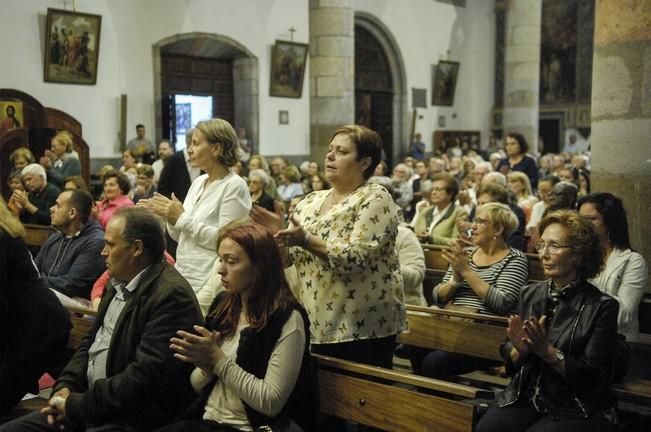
[0,101,24,136]
[431,61,460,106]
[269,40,309,98]
[43,8,102,85]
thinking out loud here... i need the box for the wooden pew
[23,223,53,247]
[314,354,482,432]
[400,305,651,409]
[397,305,507,362]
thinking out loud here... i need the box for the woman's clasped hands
[170,325,224,373]
[137,192,184,225]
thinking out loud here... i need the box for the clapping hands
[137,192,184,224]
[170,325,224,373]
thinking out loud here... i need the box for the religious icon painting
[431,61,460,106]
[270,40,309,98]
[0,101,24,137]
[43,8,102,85]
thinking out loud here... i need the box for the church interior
[1,0,651,431]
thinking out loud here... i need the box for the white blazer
[589,248,648,341]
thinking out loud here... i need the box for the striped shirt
[433,247,529,315]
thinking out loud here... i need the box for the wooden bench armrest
[312,354,493,399]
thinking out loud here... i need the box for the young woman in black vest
[158,223,314,432]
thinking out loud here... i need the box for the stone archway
[152,32,259,146]
[354,13,408,162]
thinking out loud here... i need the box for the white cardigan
[168,172,251,292]
[589,248,648,341]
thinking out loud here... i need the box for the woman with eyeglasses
[412,172,468,245]
[418,203,529,378]
[133,164,156,204]
[578,193,647,342]
[477,210,619,432]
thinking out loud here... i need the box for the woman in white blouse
[579,192,648,341]
[159,223,313,432]
[139,119,251,293]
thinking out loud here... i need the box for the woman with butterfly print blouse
[255,125,406,369]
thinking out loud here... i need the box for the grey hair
[249,169,270,187]
[22,163,47,181]
[482,171,507,187]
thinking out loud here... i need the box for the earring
[493,235,497,240]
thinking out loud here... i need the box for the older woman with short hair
[39,130,81,189]
[412,172,467,245]
[477,210,619,432]
[419,203,529,377]
[97,171,134,228]
[248,168,275,212]
[139,118,251,293]
[391,163,414,218]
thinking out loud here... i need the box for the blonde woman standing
[139,118,251,293]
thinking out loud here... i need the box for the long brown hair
[208,223,297,338]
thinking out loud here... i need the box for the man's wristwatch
[553,349,565,364]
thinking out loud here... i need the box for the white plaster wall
[1,0,494,159]
[353,0,496,152]
[0,0,310,158]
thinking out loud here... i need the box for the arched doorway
[152,33,258,148]
[354,14,407,169]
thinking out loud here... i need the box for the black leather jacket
[497,279,619,419]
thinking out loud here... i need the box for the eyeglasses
[431,187,447,193]
[535,242,573,255]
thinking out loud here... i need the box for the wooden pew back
[24,223,53,247]
[314,354,478,432]
[422,245,546,299]
[398,305,507,362]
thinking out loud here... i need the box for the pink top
[97,194,134,228]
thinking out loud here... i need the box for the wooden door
[355,26,394,167]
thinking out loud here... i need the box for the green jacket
[413,203,467,246]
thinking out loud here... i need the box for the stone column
[233,57,260,150]
[309,0,355,164]
[502,0,542,148]
[591,0,651,261]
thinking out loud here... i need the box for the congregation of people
[1,119,649,432]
